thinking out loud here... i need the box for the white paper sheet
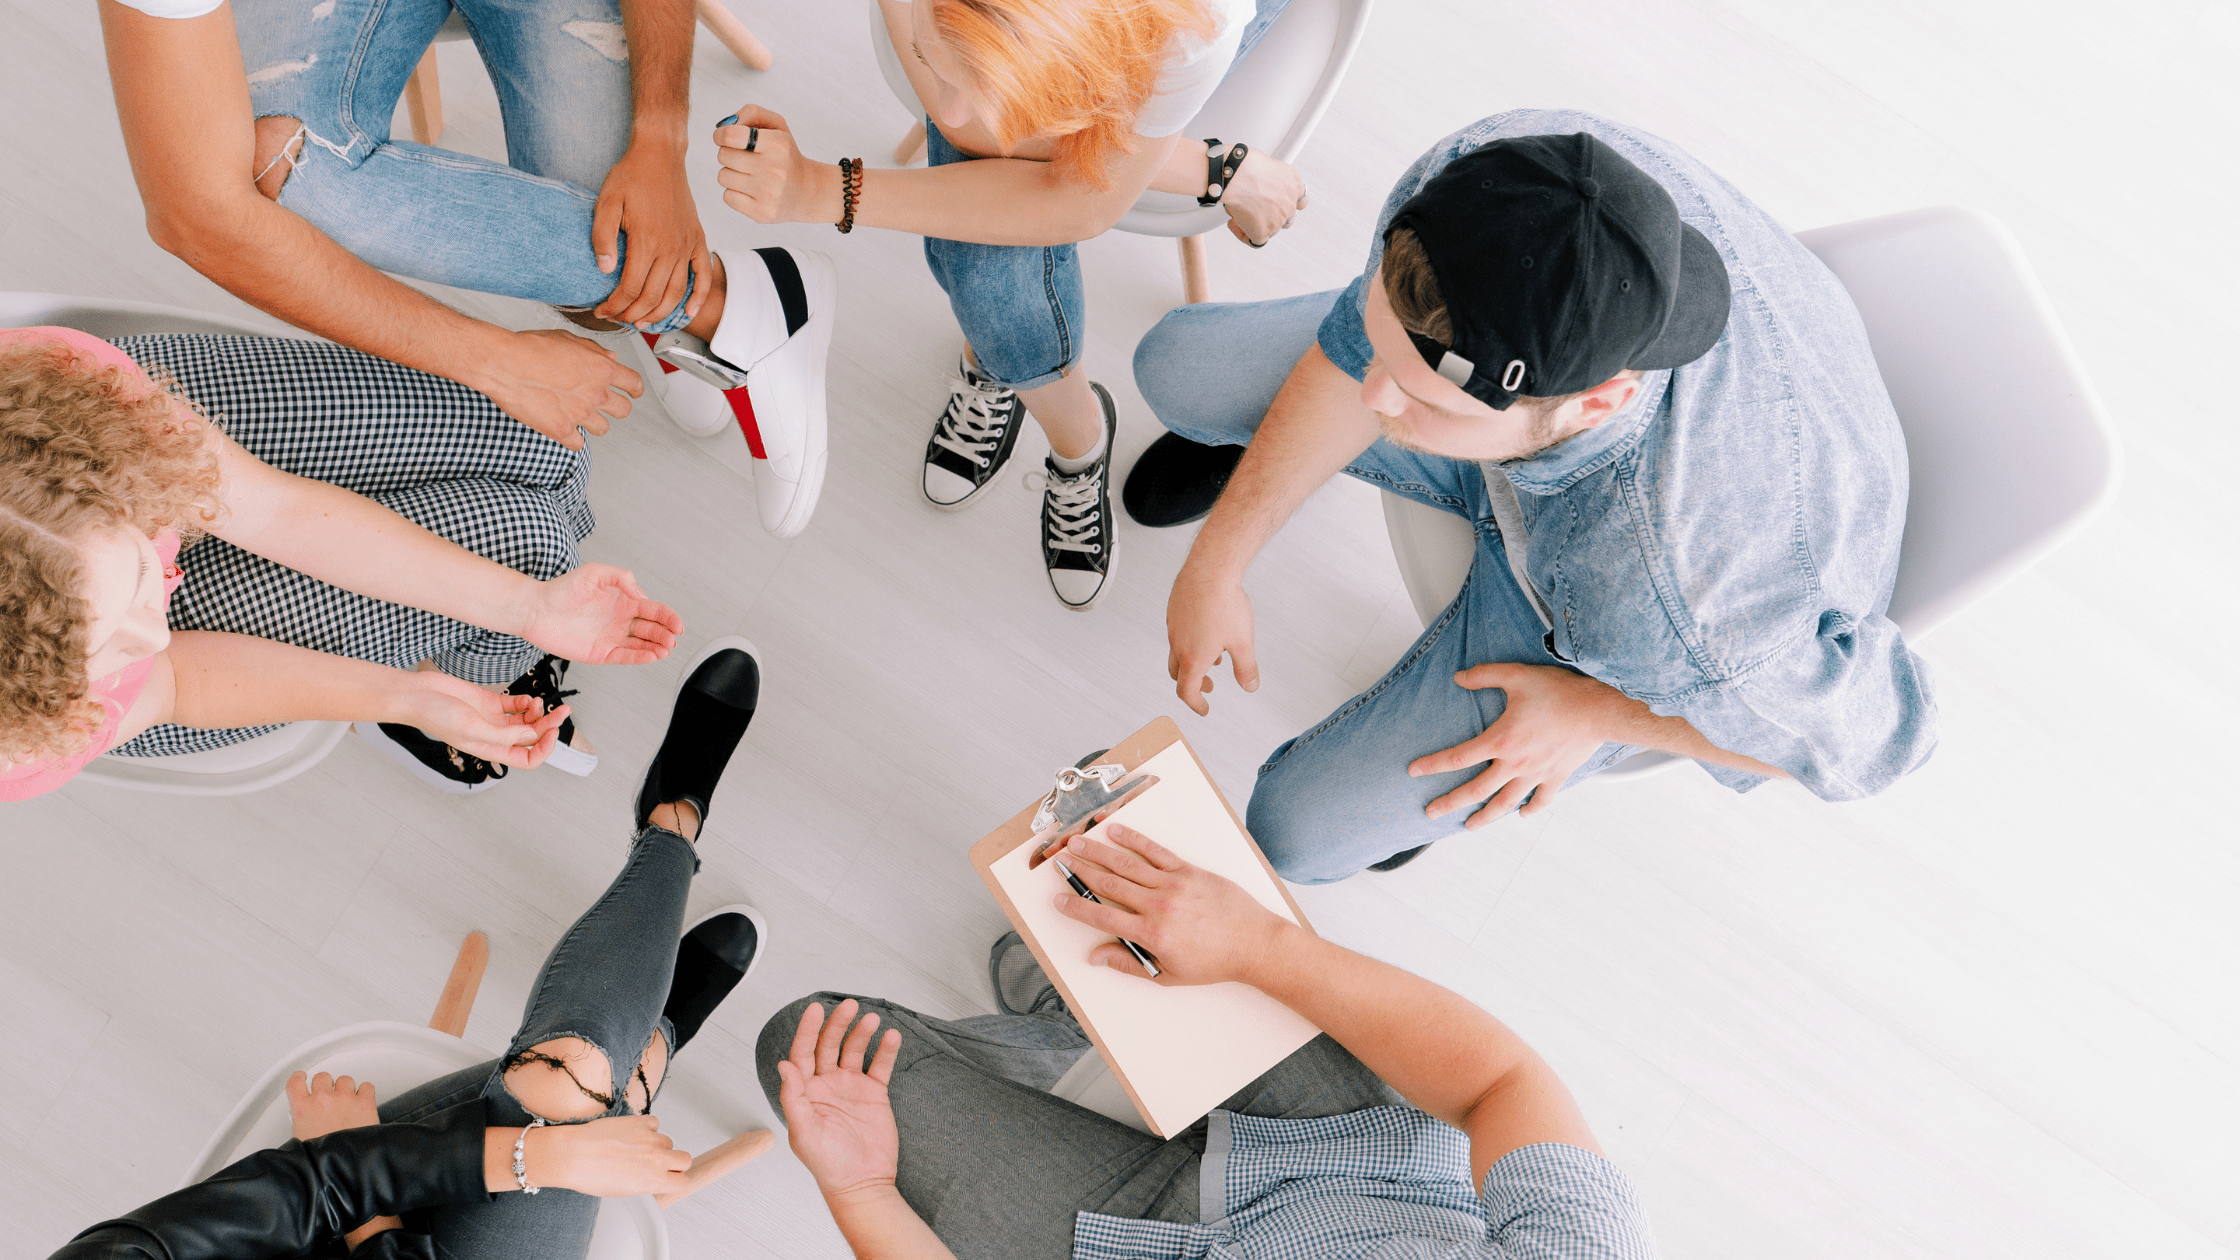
[989,742,1320,1135]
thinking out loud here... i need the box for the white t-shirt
[106,0,225,16]
[894,0,1254,139]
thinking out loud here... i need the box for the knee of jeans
[503,1036,618,1122]
[622,1028,669,1114]
[1245,769,1393,886]
[1132,311,1255,446]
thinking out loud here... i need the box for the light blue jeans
[1133,293,1644,883]
[237,0,696,331]
[921,0,1289,388]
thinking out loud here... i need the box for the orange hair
[930,0,1217,190]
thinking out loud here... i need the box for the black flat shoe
[664,904,768,1053]
[636,637,762,833]
[1121,432,1244,528]
[1368,844,1432,872]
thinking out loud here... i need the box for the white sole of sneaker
[352,721,506,795]
[1052,538,1116,611]
[546,738,599,777]
[682,903,771,982]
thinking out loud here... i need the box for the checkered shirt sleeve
[1072,1107,1657,1260]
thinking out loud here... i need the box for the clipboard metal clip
[1027,753,1156,866]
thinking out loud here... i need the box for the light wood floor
[3,1,2236,1256]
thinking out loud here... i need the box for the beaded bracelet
[1196,139,1249,207]
[837,157,862,233]
[513,1118,548,1195]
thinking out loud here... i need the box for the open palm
[520,564,681,665]
[776,999,904,1195]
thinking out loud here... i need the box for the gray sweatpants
[756,993,1401,1260]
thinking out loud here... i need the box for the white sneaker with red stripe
[646,246,835,539]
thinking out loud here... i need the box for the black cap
[1385,132,1731,410]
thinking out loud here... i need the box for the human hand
[774,999,904,1199]
[1409,663,1622,826]
[534,1115,693,1197]
[1167,564,1258,716]
[287,1071,379,1141]
[1221,151,1308,248]
[713,106,845,226]
[591,138,713,328]
[516,565,681,665]
[1051,824,1293,987]
[475,329,644,451]
[393,672,567,769]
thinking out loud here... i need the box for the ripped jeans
[235,0,697,330]
[378,826,698,1260]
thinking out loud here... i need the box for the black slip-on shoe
[1368,844,1432,872]
[664,903,768,1054]
[635,637,761,834]
[1121,432,1244,528]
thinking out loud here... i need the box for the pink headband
[0,326,148,378]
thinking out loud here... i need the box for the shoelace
[931,374,1016,468]
[1031,463,1106,556]
[512,655,580,713]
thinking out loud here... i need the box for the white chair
[1381,205,2122,785]
[871,0,1375,301]
[184,933,772,1258]
[1,291,356,796]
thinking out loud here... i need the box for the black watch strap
[1197,139,1250,207]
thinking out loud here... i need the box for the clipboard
[968,717,1320,1137]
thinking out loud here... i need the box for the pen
[1053,858,1162,978]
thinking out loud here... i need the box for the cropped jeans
[919,0,1289,388]
[378,826,699,1260]
[236,0,696,331]
[1133,293,1644,883]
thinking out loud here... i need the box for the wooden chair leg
[696,0,773,70]
[428,931,488,1038]
[1179,234,1212,304]
[403,47,444,146]
[656,1129,777,1209]
[894,122,927,166]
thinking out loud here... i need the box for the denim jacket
[1318,110,1936,799]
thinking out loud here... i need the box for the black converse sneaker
[1035,382,1119,611]
[922,357,1027,510]
[505,654,595,777]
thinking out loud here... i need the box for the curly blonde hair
[0,337,222,762]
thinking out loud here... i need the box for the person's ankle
[649,799,701,842]
[680,254,730,343]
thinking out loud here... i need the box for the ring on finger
[745,126,760,153]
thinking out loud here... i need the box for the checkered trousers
[104,334,595,759]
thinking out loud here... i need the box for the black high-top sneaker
[1036,383,1119,611]
[354,721,508,795]
[506,654,595,777]
[922,356,1028,510]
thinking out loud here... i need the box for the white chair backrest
[185,1021,667,1260]
[867,0,1374,238]
[3,292,345,795]
[1794,206,2121,638]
